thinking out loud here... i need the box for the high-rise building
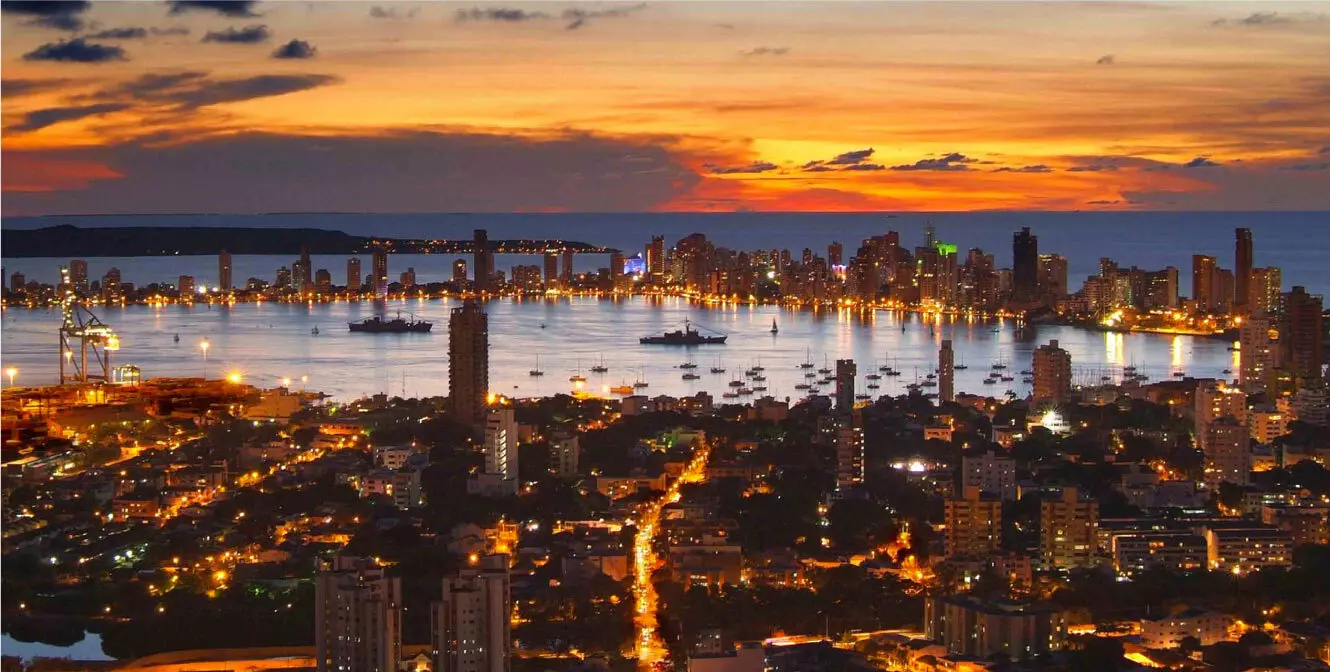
[1204,417,1251,487]
[473,229,491,294]
[961,450,1017,501]
[1192,254,1217,312]
[1214,268,1235,314]
[315,269,332,294]
[347,258,362,290]
[1281,286,1324,383]
[9,271,25,291]
[178,275,196,299]
[647,235,665,285]
[453,259,469,284]
[945,486,1003,557]
[433,554,511,672]
[1039,487,1098,569]
[550,433,580,477]
[1036,253,1067,301]
[399,267,416,290]
[299,245,313,290]
[834,413,864,496]
[834,359,856,412]
[1251,267,1282,315]
[67,259,89,292]
[276,266,292,288]
[543,252,558,289]
[483,407,518,483]
[1194,380,1247,452]
[218,250,232,292]
[101,268,121,300]
[938,340,955,404]
[608,251,625,287]
[1235,228,1253,314]
[371,249,388,296]
[560,248,574,287]
[827,241,843,267]
[315,556,402,672]
[447,301,489,425]
[1011,227,1038,303]
[1240,316,1277,393]
[1032,339,1072,404]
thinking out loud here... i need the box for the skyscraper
[68,259,88,292]
[371,249,388,296]
[938,340,955,403]
[543,252,558,289]
[315,556,402,672]
[647,235,665,285]
[453,259,469,284]
[1039,487,1098,569]
[560,248,574,287]
[945,486,1002,557]
[1037,253,1068,302]
[1192,254,1216,312]
[433,554,511,672]
[1032,339,1072,403]
[827,241,843,267]
[1194,380,1247,452]
[834,413,864,496]
[1251,267,1282,314]
[1235,228,1253,314]
[178,275,195,299]
[218,250,232,292]
[473,229,492,293]
[1239,316,1276,393]
[1281,286,1325,383]
[347,257,362,290]
[1011,227,1038,303]
[299,244,313,290]
[484,407,518,488]
[834,359,856,412]
[447,300,489,425]
[1204,418,1251,487]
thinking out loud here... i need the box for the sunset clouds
[2,1,1328,214]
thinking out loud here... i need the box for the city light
[4,367,16,388]
[226,372,243,384]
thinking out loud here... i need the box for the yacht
[710,357,726,374]
[753,385,768,392]
[983,378,998,385]
[799,349,815,369]
[569,360,586,383]
[679,361,698,370]
[817,356,832,375]
[590,355,608,373]
[529,355,544,377]
[722,390,740,399]
[805,371,818,379]
[855,393,871,401]
[1000,375,1015,382]
[682,372,701,381]
[866,373,882,381]
[610,384,634,395]
[954,354,968,371]
[795,383,812,390]
[770,319,778,335]
[729,379,744,388]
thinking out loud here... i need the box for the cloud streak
[7,103,130,133]
[890,152,976,171]
[741,46,790,57]
[168,1,259,18]
[23,39,127,63]
[202,25,270,44]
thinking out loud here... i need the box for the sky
[2,0,1328,215]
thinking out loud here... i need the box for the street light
[4,367,16,388]
[200,339,210,379]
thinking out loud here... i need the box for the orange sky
[3,1,1328,214]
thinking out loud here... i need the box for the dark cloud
[1,1,90,30]
[202,24,270,44]
[1213,11,1326,27]
[7,103,130,133]
[1066,163,1120,172]
[890,152,976,171]
[23,39,127,63]
[1095,54,1114,66]
[168,1,259,18]
[2,130,700,215]
[82,71,339,110]
[802,164,834,173]
[842,163,885,171]
[2,77,80,98]
[741,46,790,57]
[454,7,550,22]
[369,5,419,19]
[1183,156,1221,168]
[828,148,874,165]
[86,27,150,39]
[992,164,1053,173]
[1281,162,1330,171]
[272,39,315,59]
[707,161,779,175]
[151,26,191,36]
[562,3,645,30]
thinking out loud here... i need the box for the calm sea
[1,296,1237,402]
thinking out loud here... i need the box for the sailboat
[633,367,649,389]
[799,348,814,369]
[529,355,544,377]
[710,357,726,374]
[954,353,968,371]
[173,333,180,343]
[569,359,586,383]
[770,318,779,335]
[590,354,608,373]
[817,355,831,375]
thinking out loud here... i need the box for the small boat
[954,354,967,371]
[710,366,726,374]
[679,361,698,370]
[570,360,586,383]
[682,372,700,381]
[805,372,817,379]
[799,349,815,369]
[1100,376,1111,382]
[1222,368,1233,374]
[902,323,907,332]
[751,360,765,372]
[867,382,880,390]
[591,355,608,373]
[770,319,778,335]
[753,385,768,392]
[926,373,936,380]
[722,391,740,399]
[753,375,767,382]
[173,333,180,343]
[728,380,744,388]
[611,383,633,395]
[885,369,902,377]
[530,356,544,377]
[1173,371,1186,378]
[1019,369,1033,376]
[795,383,812,390]
[311,326,320,335]
[856,393,871,401]
[744,368,758,377]
[922,380,937,388]
[633,380,649,389]
[540,323,547,329]
[1000,375,1014,382]
[738,387,754,396]
[866,373,882,380]
[1022,378,1033,384]
[982,378,998,385]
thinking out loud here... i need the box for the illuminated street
[633,440,711,669]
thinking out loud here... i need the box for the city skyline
[3,1,1330,215]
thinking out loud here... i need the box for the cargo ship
[348,313,433,333]
[639,319,726,345]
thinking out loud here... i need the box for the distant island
[0,225,613,258]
